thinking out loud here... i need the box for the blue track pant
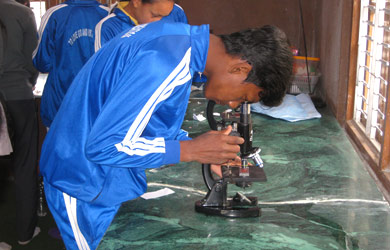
[44,179,121,250]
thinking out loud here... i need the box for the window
[354,0,389,151]
[30,1,46,28]
[347,0,390,192]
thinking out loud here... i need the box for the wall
[317,0,342,114]
[177,0,354,124]
[176,0,321,58]
[318,0,353,124]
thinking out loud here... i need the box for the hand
[180,126,244,165]
[211,157,242,178]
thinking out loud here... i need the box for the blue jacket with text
[94,2,187,51]
[40,22,209,206]
[33,0,108,127]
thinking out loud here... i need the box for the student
[33,0,109,128]
[15,0,30,7]
[95,0,187,51]
[0,0,39,245]
[40,22,293,250]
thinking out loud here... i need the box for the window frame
[346,0,390,194]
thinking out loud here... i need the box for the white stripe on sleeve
[115,48,192,156]
[32,4,67,58]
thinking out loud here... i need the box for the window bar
[359,65,371,74]
[363,50,373,56]
[357,108,369,119]
[364,20,375,27]
[376,75,388,85]
[364,4,376,11]
[377,58,390,66]
[372,124,384,137]
[368,0,386,142]
[358,79,371,88]
[358,65,371,90]
[375,107,386,120]
[379,25,390,32]
[379,7,390,15]
[374,92,387,102]
[362,35,374,41]
[379,42,390,48]
[355,72,368,120]
[358,93,369,103]
[355,0,371,125]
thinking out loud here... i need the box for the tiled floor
[1,95,389,250]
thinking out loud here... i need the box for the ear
[229,61,252,75]
[131,0,142,8]
[258,87,265,98]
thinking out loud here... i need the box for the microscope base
[195,195,261,218]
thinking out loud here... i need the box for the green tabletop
[100,97,390,250]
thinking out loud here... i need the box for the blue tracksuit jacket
[40,21,209,206]
[33,0,108,127]
[94,2,187,51]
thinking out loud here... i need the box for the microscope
[195,101,267,218]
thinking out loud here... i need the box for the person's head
[125,0,174,24]
[15,0,30,7]
[204,25,293,108]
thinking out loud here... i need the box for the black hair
[219,25,293,107]
[15,0,30,7]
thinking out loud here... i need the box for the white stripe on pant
[63,193,91,250]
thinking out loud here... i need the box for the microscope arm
[202,163,216,191]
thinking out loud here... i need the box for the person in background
[15,0,30,7]
[94,0,187,51]
[0,0,39,245]
[0,20,4,77]
[40,21,293,250]
[33,0,109,128]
